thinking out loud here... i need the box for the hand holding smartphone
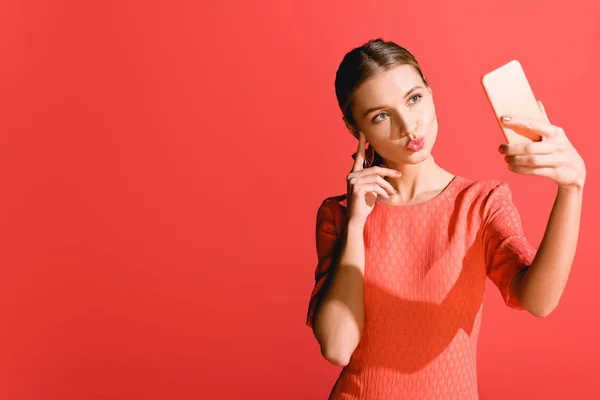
[481,60,544,143]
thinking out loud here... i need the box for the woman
[306,38,585,399]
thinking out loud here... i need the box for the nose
[406,123,419,140]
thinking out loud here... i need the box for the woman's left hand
[498,100,586,190]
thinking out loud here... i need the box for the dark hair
[335,38,428,130]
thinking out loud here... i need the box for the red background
[0,0,598,399]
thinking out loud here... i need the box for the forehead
[353,64,423,109]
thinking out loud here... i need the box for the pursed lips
[407,136,425,151]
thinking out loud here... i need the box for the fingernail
[501,116,511,122]
[395,171,402,176]
[498,145,504,153]
[507,164,514,170]
[504,155,509,162]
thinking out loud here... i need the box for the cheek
[423,112,438,145]
[422,104,438,131]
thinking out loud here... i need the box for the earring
[364,145,375,168]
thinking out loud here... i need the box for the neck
[383,157,448,203]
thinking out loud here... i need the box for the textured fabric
[306,176,537,400]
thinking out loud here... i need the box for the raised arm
[499,101,586,317]
[312,213,367,366]
[309,132,400,366]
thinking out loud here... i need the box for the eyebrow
[362,85,424,118]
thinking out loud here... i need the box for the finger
[537,100,550,123]
[508,165,556,178]
[351,174,397,196]
[352,165,402,179]
[380,163,402,177]
[500,115,562,139]
[499,141,557,156]
[358,183,391,199]
[352,132,366,172]
[506,154,563,168]
[371,166,403,180]
[377,163,401,176]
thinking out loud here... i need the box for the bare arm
[311,132,399,366]
[511,185,583,317]
[313,220,366,366]
[501,101,586,318]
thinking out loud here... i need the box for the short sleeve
[481,182,537,310]
[306,198,346,328]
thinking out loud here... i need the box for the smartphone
[481,60,543,143]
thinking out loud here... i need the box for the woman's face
[348,64,438,166]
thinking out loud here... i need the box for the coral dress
[306,176,536,399]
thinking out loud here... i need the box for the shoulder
[317,193,348,217]
[449,176,519,219]
[453,177,523,228]
[321,193,348,207]
[316,194,348,233]
[454,176,514,202]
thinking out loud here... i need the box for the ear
[343,117,359,140]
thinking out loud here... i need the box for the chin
[404,147,432,164]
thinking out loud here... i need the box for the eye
[408,93,423,105]
[372,111,388,123]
